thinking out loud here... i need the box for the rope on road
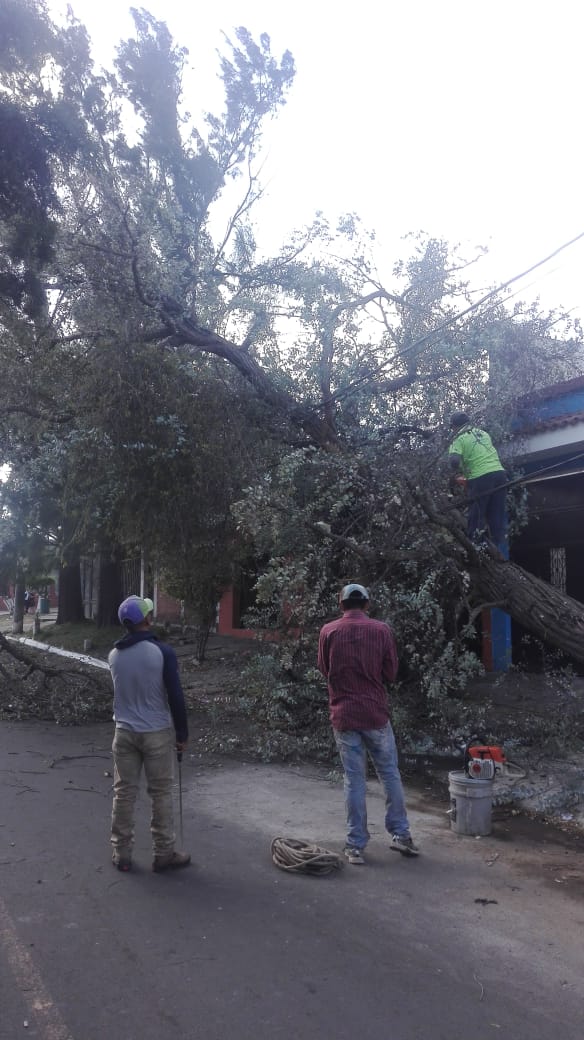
[271,836,344,876]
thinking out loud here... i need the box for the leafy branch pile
[0,632,112,724]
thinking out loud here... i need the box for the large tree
[1,0,584,681]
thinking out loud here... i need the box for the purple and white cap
[118,595,154,626]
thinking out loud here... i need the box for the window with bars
[550,547,566,593]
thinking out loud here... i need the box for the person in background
[448,412,507,548]
[317,583,419,865]
[108,595,190,873]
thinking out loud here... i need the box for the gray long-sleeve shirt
[108,631,188,743]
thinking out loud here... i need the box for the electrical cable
[456,447,584,507]
[318,231,584,413]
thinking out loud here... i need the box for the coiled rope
[271,837,344,876]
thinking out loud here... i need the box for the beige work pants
[111,727,176,858]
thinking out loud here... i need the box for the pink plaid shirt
[317,609,398,731]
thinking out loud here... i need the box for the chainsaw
[464,734,506,780]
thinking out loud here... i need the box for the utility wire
[321,231,584,412]
[457,447,584,507]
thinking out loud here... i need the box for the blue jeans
[467,471,507,545]
[333,723,411,849]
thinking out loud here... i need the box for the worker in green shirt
[448,412,507,547]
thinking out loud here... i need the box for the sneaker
[344,846,365,865]
[390,834,420,857]
[112,853,132,872]
[152,850,191,873]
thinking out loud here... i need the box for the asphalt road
[1,719,583,1040]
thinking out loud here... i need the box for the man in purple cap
[108,595,190,873]
[318,583,419,865]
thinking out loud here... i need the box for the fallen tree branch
[407,481,584,665]
[0,631,109,686]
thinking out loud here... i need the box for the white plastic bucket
[448,770,493,836]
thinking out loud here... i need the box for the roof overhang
[514,420,584,464]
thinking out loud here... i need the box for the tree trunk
[472,555,584,665]
[194,622,212,663]
[56,557,85,624]
[96,548,123,628]
[408,483,584,667]
[11,576,25,634]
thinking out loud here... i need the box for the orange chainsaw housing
[467,744,506,764]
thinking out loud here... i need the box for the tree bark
[96,548,123,628]
[56,557,85,624]
[403,482,584,666]
[471,555,584,665]
[11,576,25,635]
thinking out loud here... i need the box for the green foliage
[378,578,482,699]
[0,0,87,317]
[208,27,294,169]
[232,439,482,747]
[235,549,487,755]
[237,649,334,762]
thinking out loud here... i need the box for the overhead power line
[322,231,584,411]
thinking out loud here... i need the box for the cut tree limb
[469,554,584,664]
[412,482,584,665]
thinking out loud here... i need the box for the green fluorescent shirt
[448,426,504,479]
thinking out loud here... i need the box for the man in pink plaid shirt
[318,583,419,865]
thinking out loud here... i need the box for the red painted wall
[217,586,257,638]
[217,587,299,642]
[155,590,182,622]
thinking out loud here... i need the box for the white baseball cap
[340,583,370,603]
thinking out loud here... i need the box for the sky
[46,0,584,319]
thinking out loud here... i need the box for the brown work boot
[152,850,191,873]
[112,851,132,872]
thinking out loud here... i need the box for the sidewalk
[0,608,58,636]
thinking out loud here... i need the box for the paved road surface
[1,720,583,1040]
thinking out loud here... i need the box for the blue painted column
[489,607,512,671]
[482,535,511,672]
